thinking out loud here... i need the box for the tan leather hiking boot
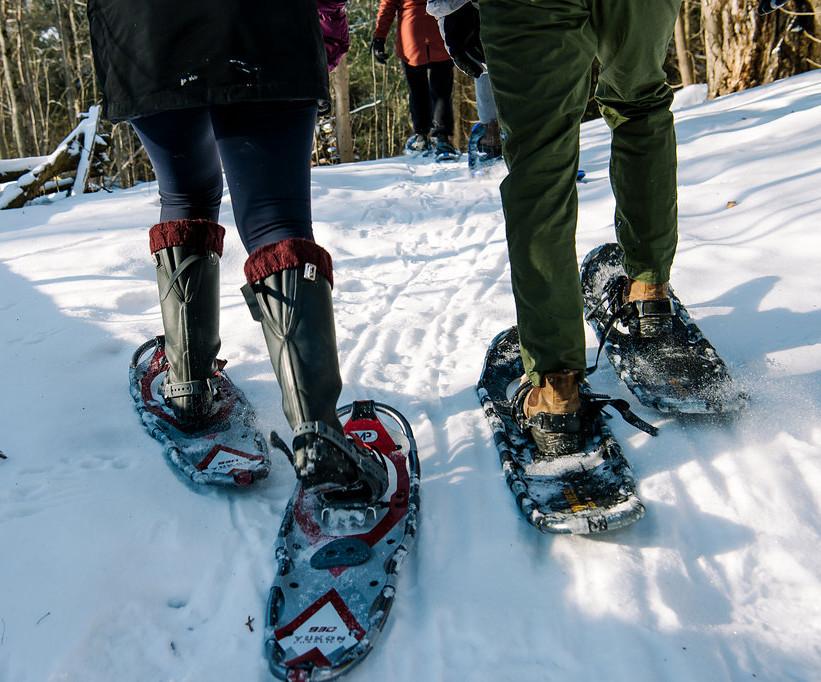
[519,370,584,456]
[626,279,669,302]
[624,279,673,337]
[523,370,581,418]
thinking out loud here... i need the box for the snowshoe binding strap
[291,420,389,507]
[161,374,222,400]
[585,275,674,375]
[583,393,659,437]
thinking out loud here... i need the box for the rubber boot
[149,219,224,427]
[241,239,388,506]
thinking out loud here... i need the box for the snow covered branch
[0,106,107,210]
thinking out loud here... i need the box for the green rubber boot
[149,219,224,428]
[242,239,388,506]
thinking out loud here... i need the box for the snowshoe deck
[581,243,747,415]
[129,336,270,486]
[265,400,420,681]
[477,326,644,535]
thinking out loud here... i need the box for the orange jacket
[374,0,450,67]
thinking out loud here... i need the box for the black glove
[317,99,332,117]
[442,3,485,79]
[371,37,389,64]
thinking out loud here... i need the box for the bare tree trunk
[66,2,87,108]
[674,3,696,86]
[0,98,9,157]
[332,55,354,163]
[703,0,818,98]
[14,0,40,153]
[379,62,388,158]
[0,0,29,155]
[54,0,80,119]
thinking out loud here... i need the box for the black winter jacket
[87,0,329,122]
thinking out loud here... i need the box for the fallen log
[0,106,105,210]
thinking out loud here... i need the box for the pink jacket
[317,0,350,72]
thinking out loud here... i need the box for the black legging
[131,100,318,254]
[402,60,454,138]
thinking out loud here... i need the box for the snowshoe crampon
[581,243,747,415]
[265,400,420,681]
[477,327,646,535]
[128,336,270,486]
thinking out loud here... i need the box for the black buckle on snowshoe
[632,298,675,320]
[530,411,582,434]
[292,420,389,507]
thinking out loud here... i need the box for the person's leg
[213,100,388,504]
[593,0,680,286]
[475,72,497,125]
[481,0,595,382]
[427,60,454,139]
[469,72,502,164]
[131,109,224,426]
[131,108,223,222]
[402,61,433,135]
[209,100,317,254]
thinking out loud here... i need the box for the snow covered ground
[2,71,821,682]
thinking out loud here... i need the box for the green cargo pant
[480,0,681,385]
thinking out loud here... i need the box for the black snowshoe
[581,243,747,415]
[478,326,656,534]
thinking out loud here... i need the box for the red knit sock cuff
[149,220,225,257]
[244,239,334,288]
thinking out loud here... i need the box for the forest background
[1,0,820,194]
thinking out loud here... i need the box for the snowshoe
[431,136,461,162]
[467,122,503,175]
[129,336,270,486]
[477,326,655,534]
[265,400,419,681]
[404,134,431,156]
[581,243,747,415]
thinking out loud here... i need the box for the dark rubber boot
[149,219,224,427]
[242,239,388,506]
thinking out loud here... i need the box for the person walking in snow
[86,0,388,504]
[437,0,681,454]
[468,73,503,171]
[426,0,501,171]
[371,0,459,161]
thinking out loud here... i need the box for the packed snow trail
[2,72,821,681]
